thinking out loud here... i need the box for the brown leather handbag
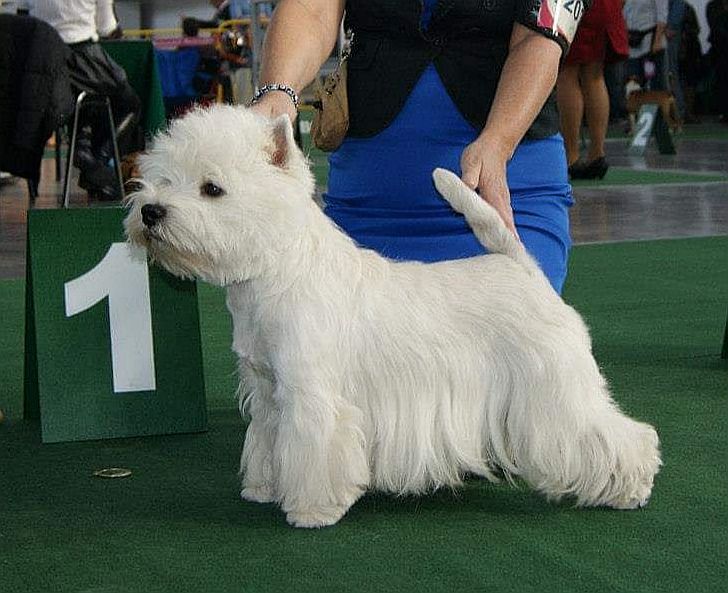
[311,42,351,152]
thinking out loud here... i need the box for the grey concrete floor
[570,134,728,244]
[1,125,727,280]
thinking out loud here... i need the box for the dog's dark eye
[201,181,225,197]
[125,179,144,193]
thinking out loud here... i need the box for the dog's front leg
[273,384,369,528]
[239,375,278,504]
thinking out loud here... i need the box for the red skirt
[565,0,629,65]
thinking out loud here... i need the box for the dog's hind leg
[505,351,661,509]
[273,384,369,528]
[535,405,661,510]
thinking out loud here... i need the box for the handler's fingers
[478,179,520,240]
[460,156,481,191]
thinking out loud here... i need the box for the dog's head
[124,105,315,285]
[624,76,642,99]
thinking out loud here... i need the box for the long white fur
[125,105,661,528]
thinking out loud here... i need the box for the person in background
[183,0,272,35]
[666,0,687,118]
[228,0,272,19]
[679,1,703,123]
[624,0,669,90]
[707,0,728,123]
[29,0,141,200]
[557,0,628,180]
[181,1,275,106]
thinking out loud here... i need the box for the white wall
[115,0,140,29]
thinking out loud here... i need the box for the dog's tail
[432,168,541,276]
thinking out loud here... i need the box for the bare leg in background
[556,63,584,167]
[580,61,609,162]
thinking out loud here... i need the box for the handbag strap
[340,30,354,63]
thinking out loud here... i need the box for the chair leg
[27,178,38,200]
[63,91,87,208]
[104,97,125,200]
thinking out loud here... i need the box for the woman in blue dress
[250,0,585,294]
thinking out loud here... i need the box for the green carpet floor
[606,121,728,141]
[304,149,728,190]
[569,167,727,187]
[1,237,727,592]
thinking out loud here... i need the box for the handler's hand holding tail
[458,0,592,241]
[460,138,520,240]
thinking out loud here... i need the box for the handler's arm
[251,0,345,121]
[460,24,562,236]
[480,24,561,163]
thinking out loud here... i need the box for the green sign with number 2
[24,208,207,443]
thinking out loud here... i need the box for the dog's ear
[268,114,295,168]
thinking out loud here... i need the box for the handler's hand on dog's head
[249,91,298,124]
[460,138,520,240]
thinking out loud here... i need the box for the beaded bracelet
[250,83,300,109]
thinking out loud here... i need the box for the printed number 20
[64,243,157,393]
[564,0,584,20]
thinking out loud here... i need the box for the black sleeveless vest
[344,0,560,140]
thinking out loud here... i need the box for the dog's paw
[605,482,654,510]
[609,496,651,510]
[241,485,275,504]
[285,505,347,529]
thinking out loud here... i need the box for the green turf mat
[304,146,330,189]
[570,167,727,187]
[1,236,727,592]
[43,147,65,160]
[303,150,727,191]
[607,122,728,141]
[674,126,728,140]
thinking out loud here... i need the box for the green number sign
[629,103,676,156]
[24,208,207,443]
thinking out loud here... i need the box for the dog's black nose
[141,204,167,227]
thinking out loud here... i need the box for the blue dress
[323,0,573,293]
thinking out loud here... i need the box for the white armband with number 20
[530,0,587,52]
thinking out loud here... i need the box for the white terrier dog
[125,105,661,528]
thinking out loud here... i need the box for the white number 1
[64,243,156,393]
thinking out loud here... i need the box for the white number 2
[633,111,655,148]
[64,243,156,393]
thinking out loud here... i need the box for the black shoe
[569,157,609,180]
[73,135,99,169]
[78,166,121,201]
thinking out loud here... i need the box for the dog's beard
[128,217,213,282]
[149,239,210,282]
[127,212,263,286]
